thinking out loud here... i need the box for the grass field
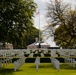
[0,63,76,75]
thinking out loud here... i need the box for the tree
[0,0,38,48]
[46,0,76,48]
[25,26,39,47]
[54,25,76,48]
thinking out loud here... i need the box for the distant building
[0,42,13,49]
[27,42,50,49]
[5,43,13,49]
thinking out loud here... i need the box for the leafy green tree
[45,0,76,48]
[0,0,38,48]
[25,26,39,46]
[54,25,76,48]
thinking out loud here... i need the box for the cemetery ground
[0,63,76,75]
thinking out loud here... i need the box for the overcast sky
[33,0,76,46]
[34,0,76,29]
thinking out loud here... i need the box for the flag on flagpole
[36,11,39,15]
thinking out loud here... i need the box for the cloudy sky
[34,0,76,29]
[33,0,76,46]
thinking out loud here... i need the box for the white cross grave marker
[35,57,40,71]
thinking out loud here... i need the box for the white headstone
[51,50,56,57]
[35,57,40,71]
[29,53,33,57]
[41,53,44,57]
[51,57,60,71]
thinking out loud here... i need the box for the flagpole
[39,9,40,43]
[36,9,41,48]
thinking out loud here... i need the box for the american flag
[36,11,39,15]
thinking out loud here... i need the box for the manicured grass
[0,63,76,75]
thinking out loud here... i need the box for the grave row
[14,56,60,71]
[0,49,76,71]
[14,56,25,71]
[57,49,76,67]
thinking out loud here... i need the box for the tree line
[0,0,39,49]
[45,0,76,48]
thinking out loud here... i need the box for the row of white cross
[0,49,76,57]
[57,49,76,67]
[28,52,45,57]
[0,58,12,68]
[57,49,76,57]
[35,57,60,71]
[14,56,25,71]
[51,57,60,71]
[0,54,13,68]
[64,58,76,67]
[0,51,24,69]
[0,49,76,71]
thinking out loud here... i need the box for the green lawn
[0,63,76,75]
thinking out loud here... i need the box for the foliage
[46,0,76,48]
[0,0,39,48]
[25,26,39,46]
[54,25,76,48]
